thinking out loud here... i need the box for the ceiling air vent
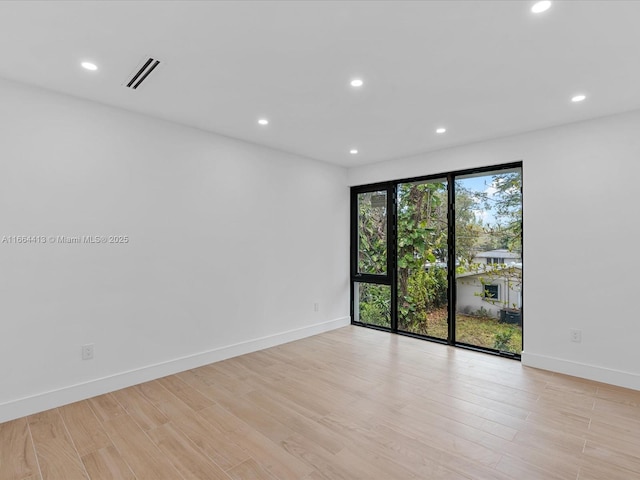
[125,57,161,90]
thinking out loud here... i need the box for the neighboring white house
[456,249,522,321]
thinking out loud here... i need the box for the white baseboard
[0,316,351,423]
[522,352,640,391]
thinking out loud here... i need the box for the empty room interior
[1,1,640,479]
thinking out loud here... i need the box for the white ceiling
[0,1,638,167]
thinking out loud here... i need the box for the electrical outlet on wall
[570,329,582,343]
[313,302,319,312]
[82,344,94,360]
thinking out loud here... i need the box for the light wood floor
[2,326,640,480]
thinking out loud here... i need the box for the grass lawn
[455,314,522,354]
[403,307,522,354]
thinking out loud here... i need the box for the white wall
[0,77,350,422]
[349,110,640,391]
[456,275,521,319]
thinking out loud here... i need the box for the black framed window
[483,284,499,300]
[350,162,523,358]
[356,190,389,276]
[351,184,395,330]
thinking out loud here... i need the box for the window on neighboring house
[487,257,505,264]
[483,284,499,300]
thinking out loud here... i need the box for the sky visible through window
[457,170,520,228]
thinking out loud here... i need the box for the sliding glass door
[351,163,523,357]
[455,169,522,354]
[396,179,448,340]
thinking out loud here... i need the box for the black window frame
[483,284,500,300]
[350,161,523,358]
[351,182,396,331]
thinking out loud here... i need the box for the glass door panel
[396,179,448,339]
[454,169,522,354]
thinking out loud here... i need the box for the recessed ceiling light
[350,79,364,88]
[571,94,586,103]
[350,149,358,154]
[436,127,447,134]
[81,61,98,71]
[531,1,552,14]
[258,118,269,125]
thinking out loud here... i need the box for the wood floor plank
[593,396,640,421]
[133,380,194,420]
[156,375,214,411]
[222,428,314,479]
[27,410,88,480]
[582,440,640,475]
[0,417,40,480]
[185,364,255,396]
[176,367,273,408]
[280,433,362,480]
[245,388,347,454]
[111,387,169,431]
[58,400,111,457]
[100,415,182,480]
[333,445,419,480]
[170,409,250,471]
[9,326,640,480]
[595,384,640,407]
[81,445,136,480]
[403,394,519,441]
[211,393,296,443]
[196,403,252,436]
[88,394,126,423]
[577,455,639,480]
[372,405,504,468]
[495,454,575,480]
[225,458,278,480]
[315,413,431,479]
[146,423,231,480]
[586,417,640,451]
